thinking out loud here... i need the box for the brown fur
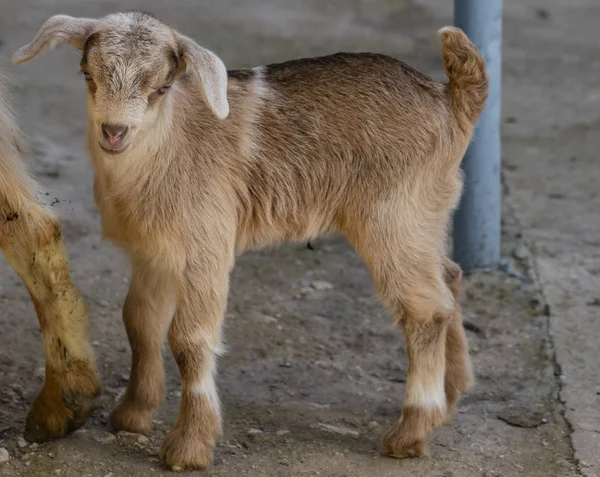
[0,73,100,442]
[443,257,474,420]
[383,405,447,457]
[109,258,176,434]
[14,12,487,470]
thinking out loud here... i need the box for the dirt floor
[0,0,598,476]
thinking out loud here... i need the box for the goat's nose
[101,123,129,145]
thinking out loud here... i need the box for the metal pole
[452,0,503,272]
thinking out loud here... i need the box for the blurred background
[0,1,598,476]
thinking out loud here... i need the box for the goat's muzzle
[100,122,130,154]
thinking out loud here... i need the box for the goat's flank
[14,12,487,470]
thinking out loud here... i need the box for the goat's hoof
[444,377,472,424]
[110,399,153,434]
[443,405,457,425]
[24,376,100,442]
[160,426,214,471]
[382,422,426,459]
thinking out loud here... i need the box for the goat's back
[220,55,469,247]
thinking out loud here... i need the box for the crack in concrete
[502,177,584,477]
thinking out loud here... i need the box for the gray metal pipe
[452,0,503,272]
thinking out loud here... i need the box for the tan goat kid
[14,12,487,470]
[0,74,100,442]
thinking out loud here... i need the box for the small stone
[247,429,262,438]
[117,430,149,447]
[311,280,334,291]
[255,313,277,324]
[308,402,331,409]
[512,244,528,260]
[0,447,10,463]
[497,407,546,428]
[276,429,290,436]
[92,431,116,445]
[17,436,28,448]
[367,421,379,430]
[352,365,365,378]
[33,367,45,381]
[92,341,101,347]
[297,286,314,297]
[315,423,359,437]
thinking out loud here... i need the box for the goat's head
[13,12,229,155]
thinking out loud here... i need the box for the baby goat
[0,73,100,442]
[14,12,486,470]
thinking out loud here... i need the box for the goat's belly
[236,207,336,253]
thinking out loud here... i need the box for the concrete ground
[0,0,598,476]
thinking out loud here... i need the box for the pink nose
[101,123,129,146]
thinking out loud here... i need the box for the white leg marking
[404,367,447,409]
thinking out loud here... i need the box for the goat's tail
[437,27,489,129]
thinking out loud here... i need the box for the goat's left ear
[12,15,97,64]
[175,33,229,120]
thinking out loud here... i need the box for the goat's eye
[82,71,93,81]
[156,85,171,95]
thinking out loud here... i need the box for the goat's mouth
[98,142,129,155]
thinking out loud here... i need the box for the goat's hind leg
[345,218,453,458]
[442,257,473,422]
[381,278,453,458]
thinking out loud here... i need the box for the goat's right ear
[12,15,97,64]
[175,33,229,120]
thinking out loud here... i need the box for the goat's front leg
[2,213,100,442]
[160,257,230,471]
[111,259,175,433]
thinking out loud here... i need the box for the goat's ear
[12,15,97,64]
[176,33,229,120]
